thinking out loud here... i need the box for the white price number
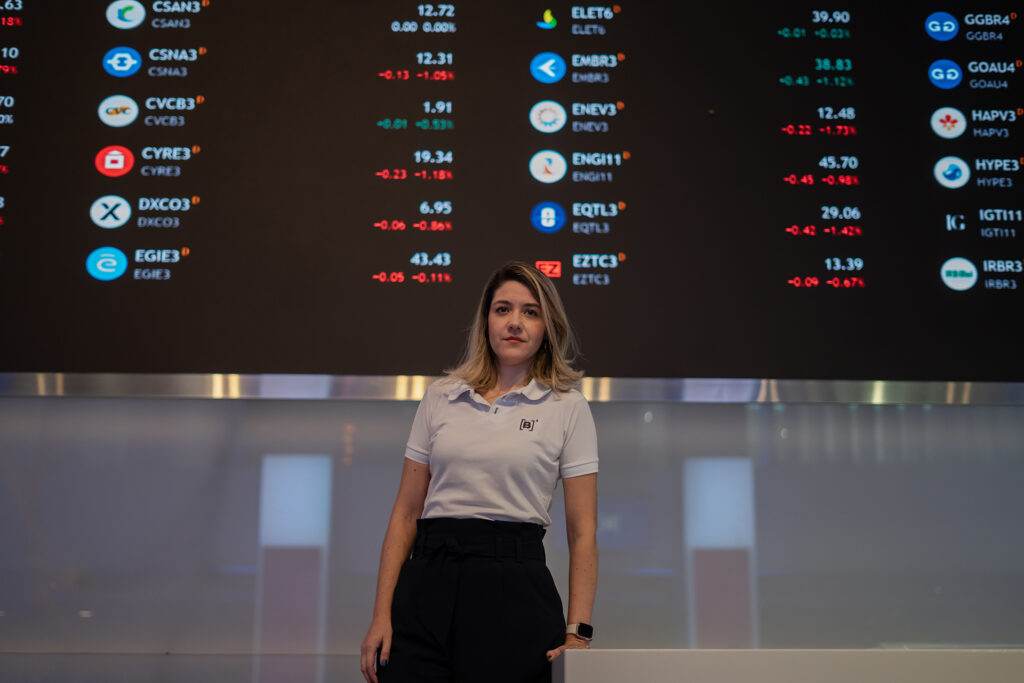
[410,252,452,267]
[419,200,452,214]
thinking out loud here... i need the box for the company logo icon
[930,106,966,138]
[90,195,132,228]
[940,257,978,291]
[529,100,567,133]
[535,260,563,277]
[925,12,959,41]
[529,150,567,183]
[530,52,566,84]
[928,59,962,89]
[86,247,129,281]
[945,214,966,231]
[98,94,139,127]
[537,9,557,29]
[934,156,971,188]
[925,11,954,40]
[103,47,142,77]
[107,1,146,29]
[530,201,567,233]
[95,145,135,177]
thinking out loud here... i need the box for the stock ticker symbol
[103,47,142,77]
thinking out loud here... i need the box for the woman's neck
[492,363,531,395]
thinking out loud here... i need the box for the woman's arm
[360,458,431,683]
[547,472,599,662]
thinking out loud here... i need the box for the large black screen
[1,2,1021,379]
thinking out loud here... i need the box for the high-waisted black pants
[381,518,566,683]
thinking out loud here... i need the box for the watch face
[577,623,594,639]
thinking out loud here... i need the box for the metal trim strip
[2,373,1024,404]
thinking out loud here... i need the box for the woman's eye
[525,309,539,317]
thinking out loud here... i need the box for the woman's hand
[546,633,590,662]
[361,459,430,682]
[360,617,393,683]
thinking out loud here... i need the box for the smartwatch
[566,623,594,641]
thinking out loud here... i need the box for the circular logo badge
[940,257,978,291]
[90,195,132,228]
[529,100,567,133]
[928,59,962,89]
[95,145,135,177]
[925,12,959,41]
[106,1,146,29]
[530,52,567,84]
[530,201,567,233]
[930,106,966,138]
[86,247,129,281]
[934,156,971,188]
[98,94,138,127]
[103,47,142,77]
[529,150,567,183]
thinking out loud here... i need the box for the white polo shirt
[404,377,599,527]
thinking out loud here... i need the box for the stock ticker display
[1,2,1022,379]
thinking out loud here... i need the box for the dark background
[0,2,1019,379]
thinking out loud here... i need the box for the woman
[360,261,599,683]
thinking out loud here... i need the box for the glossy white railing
[555,649,1024,683]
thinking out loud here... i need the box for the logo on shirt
[519,419,537,431]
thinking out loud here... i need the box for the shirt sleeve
[404,383,437,465]
[560,392,599,478]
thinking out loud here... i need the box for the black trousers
[381,518,566,683]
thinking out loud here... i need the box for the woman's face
[487,280,545,372]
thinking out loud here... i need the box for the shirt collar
[518,378,552,400]
[446,381,474,401]
[447,378,552,403]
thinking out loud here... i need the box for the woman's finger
[548,637,591,662]
[380,632,393,669]
[360,641,380,683]
[546,644,567,661]
[359,650,371,683]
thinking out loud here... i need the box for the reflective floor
[0,654,363,683]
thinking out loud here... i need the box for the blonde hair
[447,261,583,393]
